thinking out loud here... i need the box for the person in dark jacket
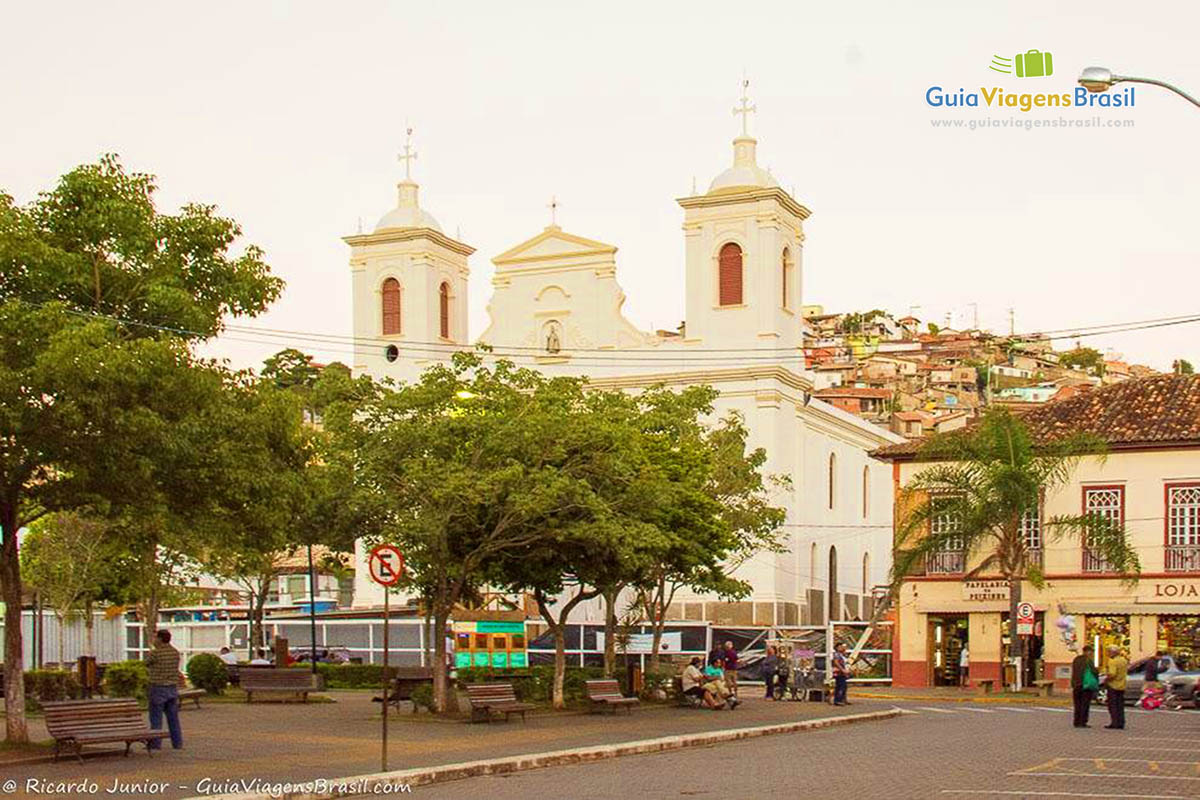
[763,646,780,699]
[1071,644,1099,728]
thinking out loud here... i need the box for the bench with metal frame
[585,679,639,714]
[465,682,535,723]
[240,668,324,703]
[42,698,169,763]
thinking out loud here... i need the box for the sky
[2,1,1197,371]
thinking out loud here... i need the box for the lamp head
[1079,66,1114,93]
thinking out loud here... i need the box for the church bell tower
[678,84,810,355]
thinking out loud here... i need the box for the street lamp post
[1078,66,1200,108]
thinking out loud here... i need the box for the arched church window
[544,321,562,354]
[828,452,837,510]
[718,243,743,306]
[781,247,792,309]
[809,542,818,588]
[381,278,401,335]
[439,282,450,339]
[862,465,870,519]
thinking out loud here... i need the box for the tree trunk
[1008,573,1023,670]
[144,576,160,650]
[56,611,66,667]
[536,589,597,710]
[84,600,95,657]
[646,575,668,673]
[601,586,619,678]
[1,499,30,743]
[431,605,450,713]
[251,582,269,659]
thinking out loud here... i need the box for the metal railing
[1083,548,1114,573]
[1166,544,1200,573]
[926,550,966,575]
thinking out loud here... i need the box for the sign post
[1016,602,1035,637]
[369,544,405,773]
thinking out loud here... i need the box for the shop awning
[915,602,1047,614]
[1060,602,1200,616]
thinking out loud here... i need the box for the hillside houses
[801,307,1160,436]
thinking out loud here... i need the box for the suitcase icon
[1015,49,1053,78]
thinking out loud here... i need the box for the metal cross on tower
[733,79,756,136]
[398,127,418,180]
[547,195,560,226]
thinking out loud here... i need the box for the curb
[856,692,1070,706]
[187,707,902,800]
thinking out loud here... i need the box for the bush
[315,662,390,689]
[24,670,81,710]
[410,683,434,712]
[186,653,229,695]
[455,665,613,704]
[103,660,148,700]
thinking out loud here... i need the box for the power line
[30,301,1200,367]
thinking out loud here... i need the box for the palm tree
[893,408,1140,662]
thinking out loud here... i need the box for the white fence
[0,610,126,667]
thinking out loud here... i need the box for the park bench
[241,668,324,703]
[178,674,204,709]
[976,678,996,694]
[1031,679,1055,697]
[465,682,535,723]
[672,676,704,708]
[373,667,434,712]
[42,698,168,763]
[585,679,639,714]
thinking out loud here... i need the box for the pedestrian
[1071,644,1099,728]
[145,629,183,750]
[832,642,851,706]
[722,641,740,696]
[959,644,970,687]
[763,646,780,699]
[707,642,724,668]
[1104,644,1128,730]
[1143,649,1164,689]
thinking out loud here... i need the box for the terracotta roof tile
[872,375,1200,459]
[815,387,893,399]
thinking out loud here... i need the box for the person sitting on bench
[703,661,740,709]
[682,657,721,709]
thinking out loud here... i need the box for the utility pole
[1008,308,1015,337]
[307,542,318,674]
[969,302,979,331]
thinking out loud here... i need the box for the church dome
[707,135,778,195]
[374,180,441,233]
[375,202,442,233]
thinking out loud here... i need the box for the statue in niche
[545,321,562,354]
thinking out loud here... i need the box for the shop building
[874,375,1200,689]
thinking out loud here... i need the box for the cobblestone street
[413,699,1200,800]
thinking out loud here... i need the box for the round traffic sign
[369,544,405,587]
[1016,602,1035,621]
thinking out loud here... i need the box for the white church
[346,92,902,627]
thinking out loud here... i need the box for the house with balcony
[873,375,1200,690]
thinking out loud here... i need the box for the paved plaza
[5,691,866,799]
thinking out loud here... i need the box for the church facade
[345,99,902,627]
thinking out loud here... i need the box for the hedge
[23,670,82,710]
[186,653,229,694]
[455,665,620,703]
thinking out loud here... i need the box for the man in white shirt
[681,657,720,709]
[959,645,970,687]
[218,647,239,666]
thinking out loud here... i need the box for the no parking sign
[1016,602,1035,636]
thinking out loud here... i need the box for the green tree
[632,389,787,670]
[20,513,116,662]
[893,408,1140,661]
[1060,347,1106,376]
[1174,359,1195,375]
[0,155,281,742]
[338,352,604,712]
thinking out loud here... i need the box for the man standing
[722,641,739,697]
[959,644,970,688]
[146,629,183,750]
[1104,645,1128,729]
[832,642,850,706]
[1071,644,1098,728]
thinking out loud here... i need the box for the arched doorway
[828,546,839,622]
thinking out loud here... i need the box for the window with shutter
[381,278,401,335]
[718,243,743,306]
[439,282,450,339]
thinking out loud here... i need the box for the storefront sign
[962,580,1009,601]
[1146,582,1200,602]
